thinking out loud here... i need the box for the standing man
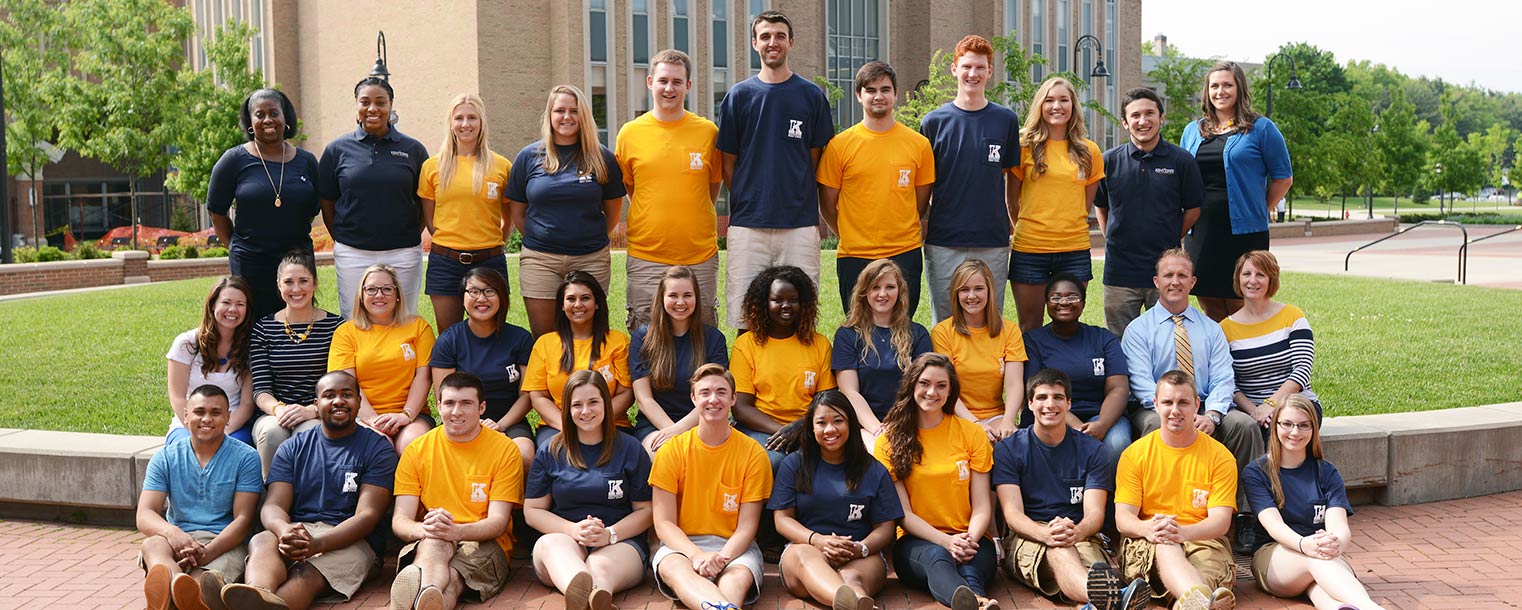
[220,372,397,610]
[717,9,834,331]
[817,60,935,312]
[617,48,724,328]
[389,372,523,610]
[920,35,1021,322]
[1095,88,1203,337]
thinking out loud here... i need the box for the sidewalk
[1269,224,1521,289]
[2,490,1513,610]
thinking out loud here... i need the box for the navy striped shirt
[250,310,346,406]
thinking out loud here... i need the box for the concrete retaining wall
[0,251,335,297]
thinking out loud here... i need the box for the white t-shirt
[165,328,246,432]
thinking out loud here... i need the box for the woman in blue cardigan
[1179,61,1293,322]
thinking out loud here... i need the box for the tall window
[827,0,884,127]
[632,0,652,116]
[1030,0,1044,81]
[1056,0,1068,73]
[1004,0,1018,37]
[747,0,769,74]
[589,0,608,63]
[588,0,612,144]
[1105,0,1117,146]
[712,0,730,116]
[672,0,690,53]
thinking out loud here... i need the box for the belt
[431,243,504,265]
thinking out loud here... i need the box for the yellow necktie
[1172,314,1194,376]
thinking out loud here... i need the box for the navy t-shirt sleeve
[1322,461,1353,514]
[599,147,627,199]
[990,435,1022,487]
[831,327,863,371]
[706,326,730,367]
[361,431,399,489]
[1023,331,1047,375]
[866,462,904,523]
[317,141,341,201]
[625,437,654,502]
[766,453,801,510]
[1099,327,1129,376]
[629,327,651,380]
[716,91,741,155]
[807,87,834,149]
[432,326,462,368]
[267,437,298,486]
[1004,112,1022,169]
[525,446,555,499]
[505,145,535,202]
[1242,459,1275,516]
[911,324,932,358]
[1083,436,1114,492]
[206,147,241,215]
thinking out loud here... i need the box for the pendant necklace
[256,142,287,208]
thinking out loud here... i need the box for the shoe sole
[565,571,594,610]
[1210,587,1237,610]
[1121,579,1150,610]
[589,586,613,610]
[390,564,422,610]
[951,585,979,610]
[197,570,228,610]
[414,585,445,610]
[220,584,289,610]
[144,564,172,610]
[172,573,212,610]
[1086,561,1123,610]
[1175,587,1211,610]
[832,584,857,610]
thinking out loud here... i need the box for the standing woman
[1180,61,1293,321]
[208,89,321,320]
[523,271,633,446]
[318,76,430,318]
[1007,77,1104,332]
[249,251,345,475]
[166,276,256,446]
[832,259,932,438]
[931,259,1026,442]
[770,391,902,610]
[525,371,653,610]
[876,353,999,610]
[507,85,627,336]
[1243,396,1385,610]
[419,93,513,333]
[328,264,435,454]
[629,266,729,455]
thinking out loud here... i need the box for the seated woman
[525,370,653,610]
[524,271,632,445]
[1244,396,1385,610]
[1021,273,1131,471]
[770,390,902,610]
[167,276,257,447]
[731,265,835,469]
[1222,250,1321,430]
[930,259,1027,442]
[629,266,729,455]
[431,267,536,472]
[832,259,931,439]
[877,354,1000,610]
[328,264,435,454]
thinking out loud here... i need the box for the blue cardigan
[1179,116,1293,235]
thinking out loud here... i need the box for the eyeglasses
[465,287,499,299]
[363,285,396,296]
[1276,420,1313,433]
[1047,295,1082,305]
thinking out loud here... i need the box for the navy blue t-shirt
[317,127,429,250]
[1022,323,1129,420]
[716,74,834,229]
[431,322,535,421]
[206,146,321,256]
[1094,141,1204,288]
[831,324,933,419]
[767,454,903,541]
[525,434,653,526]
[505,141,626,256]
[267,426,398,526]
[1244,456,1353,537]
[629,324,729,426]
[920,101,1021,248]
[991,427,1113,523]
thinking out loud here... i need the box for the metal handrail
[1344,220,1470,284]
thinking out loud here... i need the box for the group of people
[142,8,1389,610]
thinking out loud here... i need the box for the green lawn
[1,252,1517,436]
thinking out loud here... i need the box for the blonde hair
[539,85,608,183]
[948,259,1003,338]
[350,264,415,330]
[1019,77,1093,182]
[844,259,914,371]
[437,93,495,195]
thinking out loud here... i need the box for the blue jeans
[736,425,787,474]
[1089,412,1133,477]
[892,534,997,606]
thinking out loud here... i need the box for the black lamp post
[370,31,390,80]
[1264,52,1302,117]
[1434,162,1444,215]
[0,51,10,264]
[1071,34,1110,80]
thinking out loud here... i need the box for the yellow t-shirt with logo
[873,415,992,535]
[523,331,632,425]
[418,153,512,250]
[731,331,836,425]
[328,317,435,415]
[1114,430,1238,526]
[1009,139,1105,253]
[931,318,1027,420]
[648,427,772,538]
[615,111,722,265]
[394,424,525,554]
[816,122,936,259]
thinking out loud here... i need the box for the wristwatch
[607,526,619,545]
[858,541,870,558]
[1207,411,1223,425]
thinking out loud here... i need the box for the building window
[589,0,609,63]
[1056,0,1068,73]
[248,0,264,73]
[747,0,768,74]
[588,0,612,144]
[1105,0,1116,146]
[673,0,690,53]
[1030,0,1044,81]
[632,0,650,65]
[712,0,729,116]
[827,0,885,127]
[42,181,133,241]
[1004,0,1018,37]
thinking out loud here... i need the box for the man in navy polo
[1094,87,1203,338]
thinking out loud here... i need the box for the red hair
[953,35,994,63]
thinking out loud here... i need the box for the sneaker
[1208,586,1236,610]
[950,585,979,610]
[390,564,422,610]
[1086,561,1123,609]
[589,586,613,610]
[978,596,1001,610]
[171,572,211,610]
[565,571,594,610]
[832,584,858,610]
[220,583,289,610]
[1120,578,1149,610]
[1173,585,1211,610]
[1231,515,1260,555]
[197,570,228,610]
[143,563,172,610]
[1335,605,1360,610]
[414,585,445,610]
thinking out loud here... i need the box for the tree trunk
[130,174,140,250]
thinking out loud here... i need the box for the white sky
[1142,0,1522,93]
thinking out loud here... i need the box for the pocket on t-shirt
[603,473,629,503]
[681,146,710,174]
[982,138,1008,167]
[466,475,493,510]
[798,365,822,394]
[1063,477,1085,505]
[334,461,360,495]
[717,482,742,515]
[892,163,916,192]
[841,493,872,524]
[1184,478,1213,515]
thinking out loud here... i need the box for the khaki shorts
[1249,542,1354,595]
[1119,536,1234,600]
[137,529,248,583]
[651,535,763,605]
[1001,526,1111,598]
[626,253,720,328]
[518,245,612,300]
[399,539,511,601]
[289,522,378,600]
[724,226,821,328]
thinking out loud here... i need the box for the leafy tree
[808,75,846,133]
[1375,88,1430,202]
[167,19,265,205]
[987,31,1045,118]
[1466,123,1514,190]
[1427,93,1486,212]
[1252,42,1349,202]
[0,0,69,247]
[1144,45,1212,143]
[1324,94,1381,212]
[896,49,955,132]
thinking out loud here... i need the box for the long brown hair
[948,259,1003,338]
[1198,60,1261,135]
[641,266,708,391]
[1019,77,1093,182]
[881,353,961,481]
[548,370,618,468]
[843,259,914,371]
[192,276,254,378]
[554,271,611,374]
[1264,395,1323,509]
[539,85,608,182]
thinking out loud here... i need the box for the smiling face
[1155,380,1199,435]
[662,276,696,324]
[952,51,991,96]
[360,270,398,320]
[566,383,606,438]
[812,402,852,456]
[1275,405,1315,455]
[437,385,485,441]
[315,374,359,431]
[1041,85,1074,131]
[1208,69,1239,116]
[1153,254,1197,312]
[767,279,800,333]
[913,365,952,414]
[562,282,597,329]
[1122,97,1163,148]
[752,20,793,70]
[355,84,391,134]
[648,61,691,114]
[1045,279,1084,324]
[690,374,736,424]
[549,92,580,144]
[956,271,990,322]
[866,272,901,319]
[463,276,501,324]
[857,76,896,120]
[249,96,286,146]
[212,286,249,334]
[1028,382,1071,429]
[1237,259,1271,302]
[185,393,230,443]
[450,102,482,151]
[277,263,315,311]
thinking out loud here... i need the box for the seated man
[994,369,1146,610]
[650,364,772,610]
[390,372,524,610]
[220,371,397,609]
[1115,371,1237,610]
[138,384,262,610]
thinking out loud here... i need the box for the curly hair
[881,353,961,481]
[739,265,818,346]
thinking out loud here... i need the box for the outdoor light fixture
[370,31,390,81]
[1265,52,1302,116]
[1072,34,1109,79]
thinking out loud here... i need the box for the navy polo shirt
[505,141,626,256]
[767,454,903,542]
[716,74,834,229]
[628,324,729,425]
[921,101,1021,248]
[317,127,429,251]
[831,324,933,419]
[206,146,322,256]
[1023,323,1128,421]
[1094,141,1204,288]
[991,427,1112,523]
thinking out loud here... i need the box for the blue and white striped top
[1220,303,1317,405]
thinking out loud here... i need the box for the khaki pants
[1119,536,1234,601]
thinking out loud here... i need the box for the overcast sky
[1142,0,1522,93]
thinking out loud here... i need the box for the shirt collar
[353,125,401,143]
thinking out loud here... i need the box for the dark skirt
[1184,207,1268,299]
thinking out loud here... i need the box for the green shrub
[183,246,200,259]
[506,230,523,254]
[820,236,840,250]
[158,245,185,260]
[716,236,726,251]
[72,243,107,260]
[202,246,229,258]
[34,246,66,262]
[13,247,38,263]
[1399,212,1521,225]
